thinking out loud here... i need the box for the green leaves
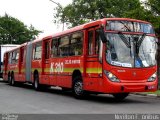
[53,0,160,34]
[147,0,160,15]
[0,14,41,44]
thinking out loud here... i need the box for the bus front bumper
[101,79,158,93]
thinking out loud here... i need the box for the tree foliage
[0,14,41,44]
[146,0,160,34]
[53,0,160,33]
[147,0,160,15]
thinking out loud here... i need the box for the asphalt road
[0,81,160,114]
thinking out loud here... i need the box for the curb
[133,93,160,98]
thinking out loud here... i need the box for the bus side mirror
[99,26,107,43]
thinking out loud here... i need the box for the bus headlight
[104,70,120,82]
[148,72,157,82]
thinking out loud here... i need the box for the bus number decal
[55,62,64,73]
[50,62,64,73]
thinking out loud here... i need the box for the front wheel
[112,93,129,101]
[73,77,87,99]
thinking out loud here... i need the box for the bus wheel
[73,77,86,99]
[11,73,15,86]
[8,74,11,85]
[112,93,129,101]
[34,74,40,91]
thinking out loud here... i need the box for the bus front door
[85,28,102,91]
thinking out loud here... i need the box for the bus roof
[49,18,151,38]
[0,44,20,47]
[4,18,151,48]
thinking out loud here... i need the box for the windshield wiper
[135,33,146,54]
[118,31,134,57]
[134,33,146,67]
[118,31,131,48]
[137,33,146,47]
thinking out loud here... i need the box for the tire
[72,77,86,99]
[8,73,11,85]
[33,73,40,91]
[112,93,129,101]
[10,73,15,86]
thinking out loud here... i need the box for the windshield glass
[106,33,157,68]
[138,36,157,67]
[106,21,155,34]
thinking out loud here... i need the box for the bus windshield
[105,33,157,68]
[106,20,155,34]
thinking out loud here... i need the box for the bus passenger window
[15,51,19,63]
[52,39,59,57]
[33,43,42,60]
[70,32,83,56]
[11,52,15,64]
[11,50,19,64]
[59,36,69,57]
[45,42,50,59]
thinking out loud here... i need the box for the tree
[145,0,160,34]
[53,0,146,28]
[147,0,160,15]
[53,0,160,34]
[0,14,41,44]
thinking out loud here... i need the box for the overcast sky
[0,0,72,38]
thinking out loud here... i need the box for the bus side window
[88,31,94,55]
[11,52,15,64]
[45,42,50,59]
[11,50,19,64]
[15,50,19,63]
[70,32,83,56]
[33,43,42,60]
[8,52,12,64]
[52,38,59,57]
[95,29,100,55]
[59,36,69,57]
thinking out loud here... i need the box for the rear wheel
[8,73,11,84]
[73,77,87,99]
[112,93,129,101]
[34,73,40,91]
[10,73,15,86]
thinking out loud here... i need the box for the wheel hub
[74,82,83,95]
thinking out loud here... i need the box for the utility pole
[49,0,64,31]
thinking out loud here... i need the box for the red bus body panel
[2,18,158,94]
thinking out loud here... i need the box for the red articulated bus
[3,18,158,100]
